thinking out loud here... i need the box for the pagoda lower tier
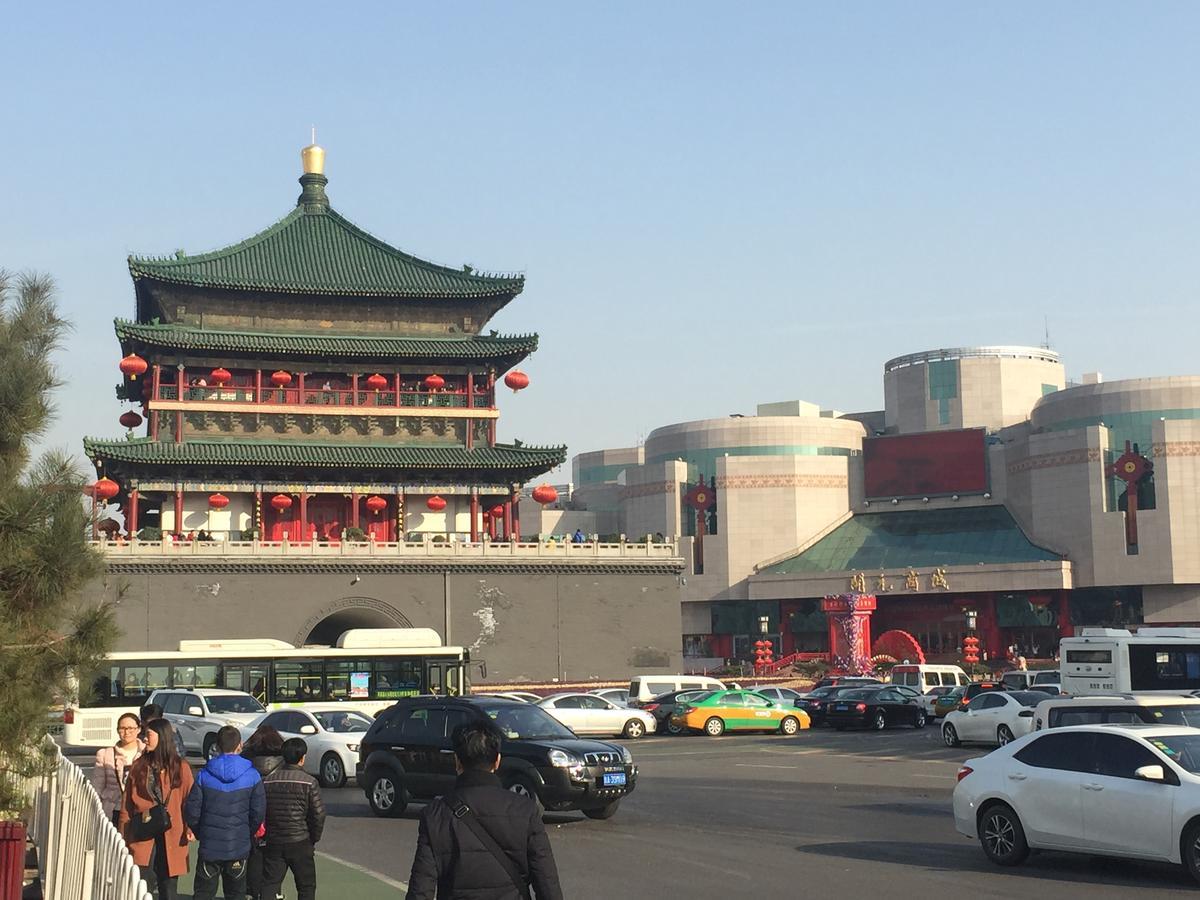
[84,437,565,543]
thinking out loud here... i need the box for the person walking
[118,719,194,900]
[92,712,144,823]
[185,725,266,900]
[407,721,563,899]
[241,725,285,900]
[261,737,326,900]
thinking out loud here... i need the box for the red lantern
[270,370,292,387]
[93,478,120,501]
[531,484,558,505]
[504,370,529,392]
[270,493,293,512]
[119,354,148,381]
[424,374,445,390]
[365,373,389,391]
[490,504,506,518]
[426,495,447,512]
[119,411,143,429]
[210,367,232,386]
[365,495,388,514]
[208,493,230,510]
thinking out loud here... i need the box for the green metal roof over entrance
[761,506,1061,575]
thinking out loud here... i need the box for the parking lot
[306,725,1195,898]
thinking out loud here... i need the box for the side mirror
[1134,764,1165,783]
[299,724,318,736]
[187,706,204,717]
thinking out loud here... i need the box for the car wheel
[320,752,346,789]
[366,772,406,818]
[779,716,800,736]
[943,723,961,747]
[666,718,685,736]
[978,802,1030,867]
[202,734,218,760]
[505,775,545,816]
[582,800,620,820]
[872,710,887,731]
[704,716,725,737]
[914,710,927,729]
[1180,819,1200,884]
[997,725,1015,746]
[622,719,646,739]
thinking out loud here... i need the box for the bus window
[120,664,169,701]
[171,662,218,690]
[274,661,324,701]
[375,659,421,699]
[326,661,374,700]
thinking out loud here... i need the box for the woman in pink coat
[91,712,144,822]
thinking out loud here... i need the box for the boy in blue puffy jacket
[186,725,266,900]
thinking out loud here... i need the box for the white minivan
[890,664,970,693]
[628,675,726,705]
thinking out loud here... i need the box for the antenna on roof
[311,125,317,144]
[1042,315,1052,350]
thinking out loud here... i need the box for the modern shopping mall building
[538,346,1200,667]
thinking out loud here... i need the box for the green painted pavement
[176,843,405,898]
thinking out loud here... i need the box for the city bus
[59,627,470,748]
[1060,627,1200,696]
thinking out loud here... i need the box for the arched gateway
[296,597,415,647]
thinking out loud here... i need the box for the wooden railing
[156,385,490,409]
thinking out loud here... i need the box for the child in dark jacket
[261,738,327,900]
[185,725,266,900]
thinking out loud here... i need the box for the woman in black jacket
[241,725,285,900]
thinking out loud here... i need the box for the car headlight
[347,744,359,753]
[548,749,582,768]
[620,745,633,765]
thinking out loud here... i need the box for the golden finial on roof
[301,126,325,175]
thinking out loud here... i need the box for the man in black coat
[261,738,326,900]
[407,721,563,899]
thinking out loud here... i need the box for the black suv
[358,696,638,820]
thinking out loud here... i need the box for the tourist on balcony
[92,712,144,823]
[572,529,585,544]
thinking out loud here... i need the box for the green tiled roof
[114,320,538,363]
[128,205,524,299]
[83,438,565,473]
[760,507,1061,575]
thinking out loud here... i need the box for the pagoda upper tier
[127,164,524,336]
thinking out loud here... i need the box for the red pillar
[255,368,262,403]
[174,487,183,536]
[350,491,360,529]
[150,365,161,440]
[510,489,520,542]
[128,488,139,535]
[175,365,185,444]
[1057,591,1074,640]
[299,490,309,542]
[977,593,1003,661]
[351,373,359,406]
[297,372,306,405]
[503,500,513,541]
[394,372,402,409]
[827,614,840,665]
[470,494,479,542]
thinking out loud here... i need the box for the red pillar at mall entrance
[1057,591,1074,639]
[976,593,1003,660]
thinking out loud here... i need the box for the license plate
[602,772,627,786]
[835,704,848,711]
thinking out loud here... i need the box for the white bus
[1060,627,1200,696]
[59,627,470,748]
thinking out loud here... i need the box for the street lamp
[964,609,978,631]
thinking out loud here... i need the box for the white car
[476,691,542,704]
[537,693,657,739]
[149,689,267,759]
[746,687,806,706]
[953,724,1200,882]
[942,690,1043,747]
[588,688,631,707]
[242,706,373,788]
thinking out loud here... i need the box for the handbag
[445,794,531,900]
[130,766,173,841]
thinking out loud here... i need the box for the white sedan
[537,693,657,739]
[243,707,373,788]
[953,724,1200,882]
[942,690,1043,747]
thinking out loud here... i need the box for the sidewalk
[176,844,404,898]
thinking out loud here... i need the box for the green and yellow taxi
[671,689,811,736]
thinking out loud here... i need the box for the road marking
[734,764,797,770]
[315,851,408,891]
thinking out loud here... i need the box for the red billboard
[863,429,989,499]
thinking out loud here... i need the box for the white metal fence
[18,738,151,900]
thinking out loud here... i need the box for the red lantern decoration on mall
[93,478,120,501]
[531,484,558,505]
[503,370,529,392]
[270,493,293,512]
[119,411,143,429]
[424,374,445,390]
[962,636,981,665]
[119,354,148,381]
[270,370,292,387]
[365,495,388,514]
[426,495,447,512]
[365,373,388,391]
[210,367,231,386]
[490,504,506,518]
[208,493,230,510]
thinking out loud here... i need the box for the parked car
[823,685,927,731]
[1033,693,1200,731]
[149,688,266,759]
[953,723,1200,882]
[919,685,956,715]
[1027,683,1063,696]
[746,686,807,706]
[537,693,657,738]
[474,691,542,704]
[243,706,373,788]
[671,689,809,737]
[933,687,967,718]
[796,686,865,727]
[812,676,882,690]
[942,691,1044,747]
[359,697,637,820]
[638,689,713,735]
[935,681,1007,718]
[588,688,631,706]
[628,675,726,705]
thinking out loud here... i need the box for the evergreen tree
[0,271,115,819]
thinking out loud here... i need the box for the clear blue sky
[5,4,1199,477]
